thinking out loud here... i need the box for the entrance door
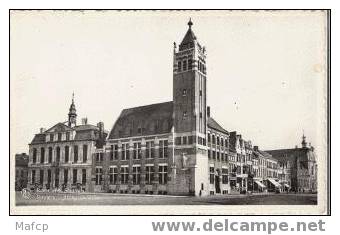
[215,175,221,194]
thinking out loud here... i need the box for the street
[15,192,317,206]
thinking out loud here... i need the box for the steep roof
[207,117,228,134]
[265,148,314,162]
[108,101,174,139]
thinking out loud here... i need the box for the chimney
[81,117,88,125]
[40,128,46,134]
[97,122,104,137]
[253,146,259,152]
[207,106,210,118]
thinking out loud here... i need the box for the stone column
[43,169,48,189]
[51,168,55,188]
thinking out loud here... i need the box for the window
[74,145,78,162]
[159,140,168,158]
[64,146,69,163]
[175,137,182,145]
[96,153,103,162]
[47,169,51,185]
[40,147,45,163]
[212,135,216,144]
[208,133,211,143]
[158,165,168,185]
[132,166,141,185]
[58,133,62,141]
[188,59,192,70]
[122,143,129,160]
[188,136,193,145]
[56,146,60,163]
[55,169,59,187]
[208,150,211,159]
[32,148,37,163]
[217,137,220,146]
[82,169,86,185]
[95,167,102,185]
[83,145,88,162]
[182,89,187,96]
[182,136,187,145]
[31,170,36,184]
[109,167,118,184]
[73,169,77,184]
[39,170,44,184]
[146,141,154,159]
[50,134,54,142]
[217,152,220,161]
[145,165,154,184]
[212,151,216,160]
[66,132,70,141]
[222,168,228,184]
[177,61,182,72]
[183,60,187,71]
[133,142,142,159]
[48,147,52,163]
[120,166,128,184]
[64,169,68,184]
[113,145,119,160]
[210,167,215,184]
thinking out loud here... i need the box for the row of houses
[18,19,317,196]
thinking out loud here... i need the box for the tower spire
[68,92,77,127]
[301,130,307,148]
[188,18,193,29]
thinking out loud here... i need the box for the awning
[254,180,266,188]
[267,178,281,188]
[284,184,290,188]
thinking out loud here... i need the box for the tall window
[82,169,86,185]
[177,61,182,72]
[183,60,187,71]
[208,133,211,143]
[109,167,118,184]
[159,140,168,158]
[47,169,51,185]
[74,145,78,162]
[210,167,215,184]
[122,143,129,160]
[145,165,154,185]
[113,145,118,160]
[132,166,141,185]
[31,170,36,184]
[120,166,128,184]
[58,133,62,141]
[50,134,54,142]
[39,170,44,184]
[188,59,192,70]
[96,153,103,162]
[158,165,168,185]
[56,146,60,163]
[48,147,52,163]
[40,147,45,163]
[133,142,142,159]
[73,169,77,184]
[55,169,59,187]
[146,141,154,159]
[64,146,69,163]
[66,132,70,141]
[212,135,216,144]
[83,145,88,162]
[222,168,228,184]
[95,167,102,185]
[64,169,68,184]
[217,137,220,146]
[32,148,37,163]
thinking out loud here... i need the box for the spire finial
[188,18,193,29]
[72,91,75,104]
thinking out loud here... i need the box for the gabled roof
[108,101,174,139]
[45,122,73,133]
[207,117,228,134]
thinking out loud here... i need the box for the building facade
[27,95,107,192]
[15,153,29,191]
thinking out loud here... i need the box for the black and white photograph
[9,10,329,215]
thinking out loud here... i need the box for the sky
[10,10,327,157]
